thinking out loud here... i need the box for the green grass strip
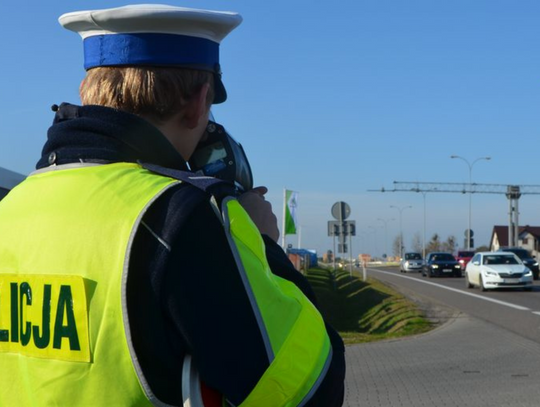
[305,268,432,345]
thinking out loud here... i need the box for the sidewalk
[344,314,540,407]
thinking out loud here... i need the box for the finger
[250,186,268,196]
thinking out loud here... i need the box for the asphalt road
[364,265,540,344]
[343,265,540,406]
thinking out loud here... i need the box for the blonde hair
[80,66,214,122]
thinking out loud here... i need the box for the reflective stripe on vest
[221,198,332,407]
[0,162,179,407]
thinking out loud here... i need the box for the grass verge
[305,267,432,345]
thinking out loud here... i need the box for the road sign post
[464,229,474,250]
[329,202,356,276]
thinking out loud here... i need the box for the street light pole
[422,192,427,259]
[450,155,491,250]
[368,225,381,258]
[412,187,430,259]
[390,205,412,259]
[377,218,395,261]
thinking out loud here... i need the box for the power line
[368,181,540,248]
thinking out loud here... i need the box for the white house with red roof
[490,225,540,257]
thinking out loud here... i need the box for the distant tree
[411,232,423,253]
[425,234,458,254]
[476,245,489,252]
[441,235,457,253]
[426,233,441,253]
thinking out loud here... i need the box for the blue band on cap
[83,33,219,70]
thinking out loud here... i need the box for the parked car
[400,252,423,273]
[497,247,539,280]
[422,252,461,277]
[455,250,475,269]
[465,252,533,291]
[0,166,25,201]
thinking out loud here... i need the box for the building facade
[490,225,540,257]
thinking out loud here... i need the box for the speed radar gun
[189,119,253,194]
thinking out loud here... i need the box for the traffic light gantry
[369,181,540,248]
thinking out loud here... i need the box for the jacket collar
[37,103,188,170]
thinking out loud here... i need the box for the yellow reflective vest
[0,162,331,407]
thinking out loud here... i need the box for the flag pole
[282,188,286,249]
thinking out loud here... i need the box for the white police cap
[59,4,242,104]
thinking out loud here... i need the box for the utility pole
[506,186,521,247]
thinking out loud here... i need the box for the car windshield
[405,253,422,260]
[431,254,454,261]
[458,251,474,257]
[505,249,529,259]
[483,255,519,265]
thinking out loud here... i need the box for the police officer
[0,5,345,406]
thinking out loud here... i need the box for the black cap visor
[213,73,227,104]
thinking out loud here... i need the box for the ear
[183,83,211,129]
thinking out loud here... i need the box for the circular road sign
[331,201,351,221]
[464,229,474,237]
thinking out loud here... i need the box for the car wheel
[465,273,473,289]
[479,274,487,292]
[427,270,433,278]
[524,286,533,292]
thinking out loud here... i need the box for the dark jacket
[37,103,345,407]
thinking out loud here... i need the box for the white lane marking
[532,312,540,316]
[369,268,531,311]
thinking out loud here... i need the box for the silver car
[400,252,423,273]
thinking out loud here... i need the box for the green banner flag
[285,190,298,235]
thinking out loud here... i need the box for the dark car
[497,247,539,280]
[456,250,475,269]
[0,166,25,201]
[422,252,462,277]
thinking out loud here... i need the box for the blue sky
[2,1,540,257]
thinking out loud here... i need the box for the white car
[465,252,533,291]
